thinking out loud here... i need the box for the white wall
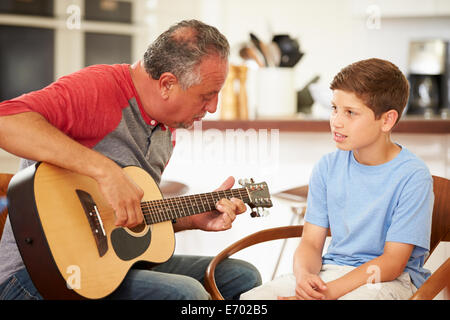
[153,0,450,93]
[223,0,449,84]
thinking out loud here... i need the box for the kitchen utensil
[297,75,320,113]
[250,33,274,67]
[220,65,249,120]
[239,46,264,67]
[221,65,239,119]
[268,42,281,67]
[272,34,304,68]
[236,65,249,120]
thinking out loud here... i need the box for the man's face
[164,55,228,128]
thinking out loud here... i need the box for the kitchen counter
[200,117,450,134]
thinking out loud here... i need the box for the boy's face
[330,90,385,152]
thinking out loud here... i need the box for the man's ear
[159,72,177,99]
[381,109,399,132]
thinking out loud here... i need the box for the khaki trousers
[240,264,416,300]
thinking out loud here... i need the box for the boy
[241,58,433,300]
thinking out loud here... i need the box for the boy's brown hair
[330,58,410,124]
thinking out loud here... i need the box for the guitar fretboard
[141,188,250,225]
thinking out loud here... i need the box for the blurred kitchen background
[0,0,449,299]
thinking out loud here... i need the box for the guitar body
[7,163,175,299]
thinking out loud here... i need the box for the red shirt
[0,64,174,148]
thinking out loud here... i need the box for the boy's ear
[159,72,177,99]
[381,109,398,132]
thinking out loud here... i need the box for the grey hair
[143,19,230,90]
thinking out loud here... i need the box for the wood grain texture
[31,164,174,299]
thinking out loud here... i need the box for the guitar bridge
[75,189,108,257]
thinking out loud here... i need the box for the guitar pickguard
[110,227,152,261]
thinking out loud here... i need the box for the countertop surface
[200,117,450,133]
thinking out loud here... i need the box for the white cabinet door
[352,0,439,18]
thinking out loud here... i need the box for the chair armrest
[410,258,450,300]
[204,225,304,300]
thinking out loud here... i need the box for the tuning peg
[239,178,256,186]
[238,178,249,186]
[250,208,260,218]
[250,207,270,218]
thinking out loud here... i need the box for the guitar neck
[141,188,250,225]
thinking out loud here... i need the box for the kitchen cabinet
[436,0,450,14]
[0,0,152,81]
[0,25,54,101]
[352,0,450,18]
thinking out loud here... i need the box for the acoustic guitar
[7,162,272,299]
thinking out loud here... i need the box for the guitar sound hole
[129,222,146,233]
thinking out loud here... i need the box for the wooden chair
[204,175,450,300]
[0,173,14,241]
[410,175,450,300]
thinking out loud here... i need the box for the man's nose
[205,95,219,113]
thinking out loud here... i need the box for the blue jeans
[0,255,261,300]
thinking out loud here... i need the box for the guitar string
[141,189,250,219]
[141,188,249,214]
[156,189,249,213]
[140,189,252,224]
[83,189,255,227]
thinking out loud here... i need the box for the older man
[0,20,261,300]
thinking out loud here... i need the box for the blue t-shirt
[305,146,433,288]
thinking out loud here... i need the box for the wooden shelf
[199,118,450,134]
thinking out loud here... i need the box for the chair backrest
[428,175,450,260]
[0,173,14,240]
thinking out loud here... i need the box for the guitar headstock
[239,178,273,217]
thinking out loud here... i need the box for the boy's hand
[278,273,327,300]
[315,280,340,300]
[296,273,328,300]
